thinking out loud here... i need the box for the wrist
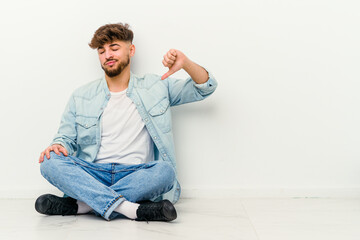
[182,57,193,72]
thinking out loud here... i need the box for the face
[97,40,135,77]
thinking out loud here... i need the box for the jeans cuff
[102,195,125,220]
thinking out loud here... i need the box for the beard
[102,54,130,77]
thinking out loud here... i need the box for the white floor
[1,198,360,240]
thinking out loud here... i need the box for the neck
[105,66,131,92]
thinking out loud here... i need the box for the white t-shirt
[95,88,154,165]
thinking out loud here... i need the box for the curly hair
[89,23,134,49]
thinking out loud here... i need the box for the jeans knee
[40,157,52,178]
[40,152,65,178]
[156,161,176,185]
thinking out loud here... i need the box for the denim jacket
[51,70,218,204]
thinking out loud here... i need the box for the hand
[39,144,68,163]
[161,49,189,80]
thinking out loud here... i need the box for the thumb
[161,69,176,80]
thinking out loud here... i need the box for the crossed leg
[40,152,175,220]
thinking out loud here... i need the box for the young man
[36,23,217,222]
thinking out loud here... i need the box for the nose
[104,50,114,59]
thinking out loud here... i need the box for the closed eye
[98,47,105,54]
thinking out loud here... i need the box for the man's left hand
[161,49,189,80]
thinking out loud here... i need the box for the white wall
[0,0,359,198]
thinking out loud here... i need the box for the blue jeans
[40,152,176,220]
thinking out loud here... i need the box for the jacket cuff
[50,140,73,155]
[193,68,218,93]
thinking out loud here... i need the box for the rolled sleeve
[193,68,218,96]
[51,138,75,156]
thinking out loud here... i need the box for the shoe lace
[137,203,163,223]
[48,198,76,216]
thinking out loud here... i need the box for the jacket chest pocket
[75,116,98,145]
[148,98,171,133]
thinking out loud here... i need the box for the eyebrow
[97,44,121,51]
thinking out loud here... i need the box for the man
[36,23,217,222]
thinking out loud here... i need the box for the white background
[0,0,359,198]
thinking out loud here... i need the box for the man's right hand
[39,144,68,163]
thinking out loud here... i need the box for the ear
[129,44,135,57]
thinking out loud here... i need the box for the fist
[161,49,188,80]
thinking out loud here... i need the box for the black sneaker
[35,194,78,216]
[135,200,177,222]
